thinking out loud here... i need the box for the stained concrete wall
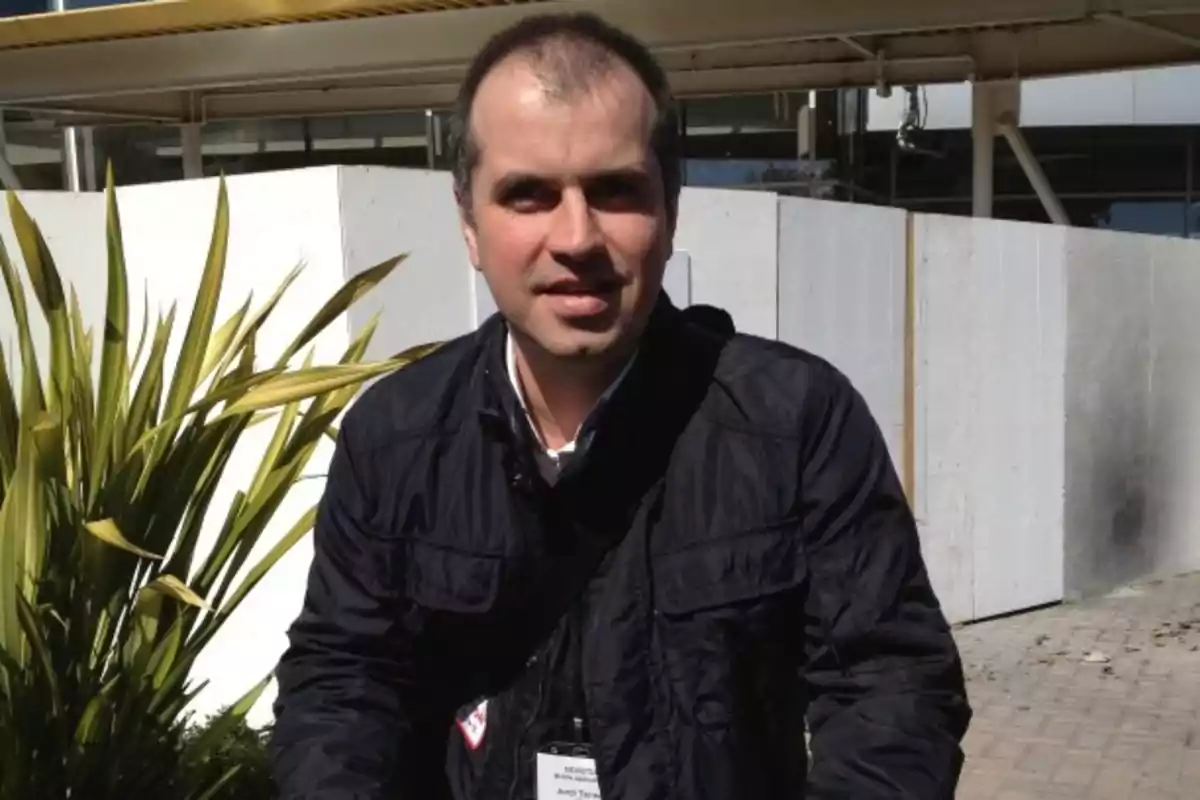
[1064,228,1200,598]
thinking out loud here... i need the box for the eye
[585,173,651,212]
[499,179,559,213]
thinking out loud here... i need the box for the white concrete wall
[337,167,474,357]
[13,165,1200,724]
[675,187,778,339]
[776,196,906,469]
[0,191,106,392]
[912,214,1067,623]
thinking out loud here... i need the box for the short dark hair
[448,12,681,221]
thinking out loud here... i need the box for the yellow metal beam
[0,0,551,51]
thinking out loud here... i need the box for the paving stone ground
[955,572,1200,799]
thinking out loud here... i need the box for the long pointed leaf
[213,361,401,421]
[148,178,229,467]
[88,168,130,508]
[0,225,45,414]
[198,295,251,386]
[7,191,70,412]
[275,255,404,367]
[216,506,315,619]
[15,595,61,718]
[0,341,17,484]
[83,519,162,561]
[209,263,302,384]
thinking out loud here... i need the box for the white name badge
[536,752,602,799]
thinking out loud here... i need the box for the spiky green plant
[0,168,435,799]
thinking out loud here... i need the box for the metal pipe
[180,122,204,179]
[996,112,1070,225]
[51,0,85,192]
[971,82,994,218]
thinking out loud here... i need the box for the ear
[458,201,481,271]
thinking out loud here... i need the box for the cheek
[598,214,669,270]
[474,212,544,280]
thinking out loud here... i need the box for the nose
[546,186,602,259]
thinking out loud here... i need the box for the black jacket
[271,298,971,799]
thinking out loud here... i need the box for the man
[271,12,970,799]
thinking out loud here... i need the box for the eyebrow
[491,166,652,197]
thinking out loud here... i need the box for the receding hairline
[465,35,654,133]
[464,45,660,166]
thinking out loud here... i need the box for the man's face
[460,56,672,362]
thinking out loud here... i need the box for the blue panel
[0,0,49,17]
[0,0,145,14]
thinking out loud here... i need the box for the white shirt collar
[505,330,636,481]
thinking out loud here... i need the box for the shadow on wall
[1063,234,1198,598]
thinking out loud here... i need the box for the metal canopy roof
[2,0,1200,126]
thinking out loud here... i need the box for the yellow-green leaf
[89,170,131,508]
[199,296,251,386]
[218,506,315,618]
[276,255,404,367]
[150,178,229,469]
[8,191,71,412]
[209,263,302,382]
[83,519,162,560]
[145,574,212,611]
[214,361,401,420]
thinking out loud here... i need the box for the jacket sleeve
[798,367,971,798]
[270,414,450,799]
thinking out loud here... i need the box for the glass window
[85,111,433,186]
[1094,201,1187,238]
[0,0,48,15]
[681,92,841,197]
[1,113,66,190]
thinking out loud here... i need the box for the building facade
[1,0,1199,239]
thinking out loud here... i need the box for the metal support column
[181,123,204,179]
[0,111,21,191]
[971,83,996,217]
[971,81,1022,219]
[997,114,1070,225]
[50,0,86,191]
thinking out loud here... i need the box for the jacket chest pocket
[403,539,524,698]
[650,521,809,728]
[404,539,504,614]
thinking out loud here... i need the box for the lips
[539,279,621,296]
[537,280,621,318]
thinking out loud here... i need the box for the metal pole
[424,109,436,169]
[181,123,204,179]
[51,0,84,191]
[1186,132,1194,238]
[80,126,97,191]
[997,113,1070,226]
[0,110,22,190]
[971,82,995,218]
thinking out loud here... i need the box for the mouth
[537,279,623,318]
[539,278,623,296]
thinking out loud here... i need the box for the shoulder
[339,326,489,456]
[706,332,865,439]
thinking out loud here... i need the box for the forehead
[468,55,657,178]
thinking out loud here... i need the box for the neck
[511,332,632,451]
